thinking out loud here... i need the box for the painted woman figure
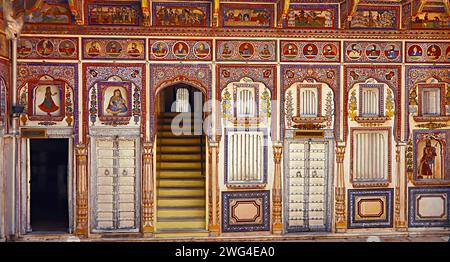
[106,89,128,115]
[419,139,437,179]
[38,86,59,116]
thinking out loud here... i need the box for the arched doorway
[155,83,207,236]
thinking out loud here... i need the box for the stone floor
[8,231,450,242]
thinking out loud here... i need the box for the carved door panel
[92,137,139,232]
[285,140,330,232]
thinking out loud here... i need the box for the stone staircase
[155,112,208,237]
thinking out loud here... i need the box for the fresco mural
[82,38,145,60]
[411,12,450,29]
[217,40,276,62]
[17,37,78,60]
[406,42,449,63]
[344,41,402,63]
[98,81,132,122]
[286,5,338,29]
[87,2,140,26]
[221,4,274,28]
[349,6,399,30]
[0,34,9,59]
[149,39,212,61]
[152,2,210,27]
[280,41,340,62]
[24,1,72,24]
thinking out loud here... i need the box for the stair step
[158,170,203,178]
[158,188,205,197]
[158,112,195,117]
[158,118,201,124]
[157,131,205,137]
[154,231,209,238]
[158,179,205,187]
[157,208,205,218]
[159,137,202,145]
[159,154,202,161]
[159,162,202,169]
[159,146,201,153]
[158,198,205,207]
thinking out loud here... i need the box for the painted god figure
[106,89,128,115]
[418,139,438,179]
[127,42,141,57]
[38,86,59,116]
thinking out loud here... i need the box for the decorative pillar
[395,143,407,231]
[142,142,154,235]
[75,144,88,237]
[272,144,283,234]
[208,138,220,236]
[334,145,347,233]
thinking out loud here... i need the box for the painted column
[142,142,154,235]
[272,144,283,234]
[75,144,88,236]
[395,143,407,231]
[208,138,220,236]
[334,144,347,233]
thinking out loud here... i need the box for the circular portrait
[365,44,381,60]
[127,41,143,57]
[36,39,54,56]
[408,45,423,60]
[238,43,254,59]
[193,41,211,59]
[173,41,190,58]
[346,44,362,60]
[385,44,399,60]
[86,41,101,57]
[427,45,441,61]
[152,41,169,58]
[219,42,235,58]
[259,44,273,59]
[283,43,298,59]
[105,41,123,57]
[446,46,450,60]
[58,40,76,57]
[303,44,318,59]
[17,39,33,57]
[322,44,337,59]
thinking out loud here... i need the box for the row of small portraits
[17,38,450,61]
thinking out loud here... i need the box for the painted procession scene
[222,4,273,28]
[286,6,336,28]
[0,0,449,246]
[153,2,209,27]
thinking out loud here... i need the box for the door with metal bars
[92,137,140,232]
[285,139,331,232]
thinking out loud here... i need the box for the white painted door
[285,140,330,232]
[93,137,139,232]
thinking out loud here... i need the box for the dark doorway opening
[30,138,69,232]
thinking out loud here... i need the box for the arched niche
[284,79,335,130]
[347,78,395,124]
